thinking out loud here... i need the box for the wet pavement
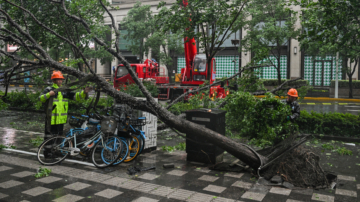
[0,123,360,201]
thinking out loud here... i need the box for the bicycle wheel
[37,136,72,166]
[124,136,140,163]
[138,134,145,154]
[91,135,122,168]
[112,139,129,166]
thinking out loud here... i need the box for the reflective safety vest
[39,83,86,125]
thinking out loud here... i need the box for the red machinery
[113,59,169,89]
[113,0,228,100]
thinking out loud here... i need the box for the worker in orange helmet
[38,71,92,158]
[282,88,300,121]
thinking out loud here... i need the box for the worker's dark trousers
[43,124,64,157]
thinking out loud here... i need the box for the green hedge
[330,80,360,88]
[260,79,308,86]
[297,110,360,137]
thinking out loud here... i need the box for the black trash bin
[185,108,226,164]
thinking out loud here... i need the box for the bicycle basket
[129,117,146,126]
[100,116,117,134]
[69,116,86,128]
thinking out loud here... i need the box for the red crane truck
[113,0,228,101]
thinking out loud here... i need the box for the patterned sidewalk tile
[0,193,8,200]
[224,172,244,179]
[95,189,123,199]
[52,194,84,202]
[335,189,357,197]
[198,175,219,182]
[149,186,176,197]
[117,180,145,189]
[311,193,334,202]
[269,187,292,196]
[0,180,24,188]
[194,167,211,173]
[101,177,129,186]
[64,182,91,191]
[10,171,34,178]
[241,191,266,201]
[22,187,52,196]
[357,184,360,189]
[337,175,356,181]
[36,176,62,184]
[138,173,159,180]
[231,181,253,189]
[167,170,188,176]
[203,185,227,193]
[132,196,159,202]
[0,166,12,172]
[135,183,161,193]
[168,188,195,201]
[186,192,214,202]
[286,199,304,202]
[212,196,237,202]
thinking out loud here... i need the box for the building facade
[98,0,354,86]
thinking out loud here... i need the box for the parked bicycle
[37,112,123,168]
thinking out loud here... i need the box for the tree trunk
[349,75,353,98]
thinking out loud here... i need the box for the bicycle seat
[89,118,100,124]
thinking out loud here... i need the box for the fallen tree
[0,0,329,187]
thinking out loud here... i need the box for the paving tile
[76,171,113,182]
[117,180,145,189]
[286,200,304,202]
[198,175,219,182]
[186,192,214,202]
[149,186,176,197]
[10,171,34,178]
[0,166,12,172]
[269,187,292,196]
[224,172,244,179]
[168,188,195,201]
[22,186,52,196]
[311,193,334,202]
[19,200,31,202]
[135,183,161,193]
[203,184,227,193]
[36,176,62,184]
[167,170,188,176]
[52,194,84,202]
[0,193,8,199]
[194,167,211,173]
[142,158,157,164]
[138,173,159,180]
[132,196,159,202]
[101,177,129,186]
[291,189,313,196]
[0,180,24,188]
[231,181,253,189]
[212,196,237,202]
[337,175,356,181]
[335,188,357,197]
[95,189,123,199]
[357,184,360,189]
[241,191,266,201]
[64,182,91,191]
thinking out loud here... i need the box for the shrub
[119,81,159,97]
[297,110,360,137]
[330,80,360,88]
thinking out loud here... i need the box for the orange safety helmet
[51,71,65,80]
[287,88,298,97]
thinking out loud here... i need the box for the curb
[255,95,360,102]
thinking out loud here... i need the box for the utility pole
[335,52,339,98]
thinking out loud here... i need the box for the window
[118,25,133,50]
[117,66,136,78]
[193,54,207,72]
